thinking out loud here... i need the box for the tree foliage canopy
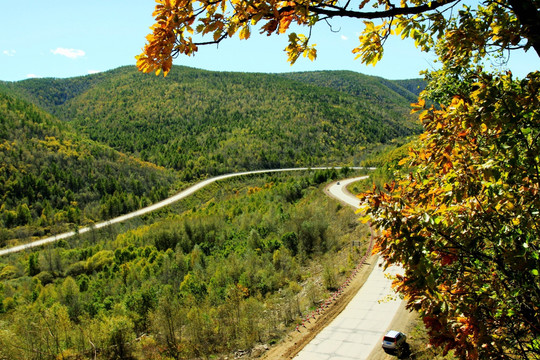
[361,71,540,359]
[137,0,540,358]
[137,0,539,75]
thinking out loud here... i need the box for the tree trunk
[508,0,540,57]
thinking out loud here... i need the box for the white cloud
[27,74,40,78]
[2,49,16,56]
[341,35,348,41]
[88,69,101,74]
[51,47,85,59]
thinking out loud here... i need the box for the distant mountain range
[0,66,423,243]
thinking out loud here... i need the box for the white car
[382,330,407,354]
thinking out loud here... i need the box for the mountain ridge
[5,66,423,176]
[1,66,422,242]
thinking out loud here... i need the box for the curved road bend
[0,167,372,257]
[295,177,403,360]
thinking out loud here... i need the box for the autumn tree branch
[299,0,459,19]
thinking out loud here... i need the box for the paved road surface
[295,178,403,360]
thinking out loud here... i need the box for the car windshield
[383,336,396,342]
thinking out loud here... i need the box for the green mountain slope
[7,66,422,180]
[280,70,421,104]
[392,78,426,97]
[1,67,126,111]
[0,86,176,246]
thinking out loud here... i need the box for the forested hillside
[0,86,176,247]
[0,171,371,360]
[7,66,422,180]
[392,78,426,96]
[0,66,424,359]
[0,66,422,247]
[280,70,422,104]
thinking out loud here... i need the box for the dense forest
[5,66,422,178]
[280,71,424,103]
[0,67,421,359]
[0,171,372,359]
[0,86,176,247]
[0,66,421,246]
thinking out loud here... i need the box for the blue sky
[1,0,538,82]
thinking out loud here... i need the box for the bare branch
[296,0,460,20]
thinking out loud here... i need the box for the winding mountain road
[294,178,403,360]
[0,167,369,257]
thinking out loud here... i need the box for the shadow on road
[383,343,413,359]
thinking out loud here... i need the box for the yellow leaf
[358,214,372,224]
[307,47,317,61]
[239,26,250,40]
[251,13,263,24]
[227,24,236,37]
[364,21,374,32]
[398,157,409,166]
[394,20,405,36]
[411,99,426,113]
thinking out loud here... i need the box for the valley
[0,66,421,359]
